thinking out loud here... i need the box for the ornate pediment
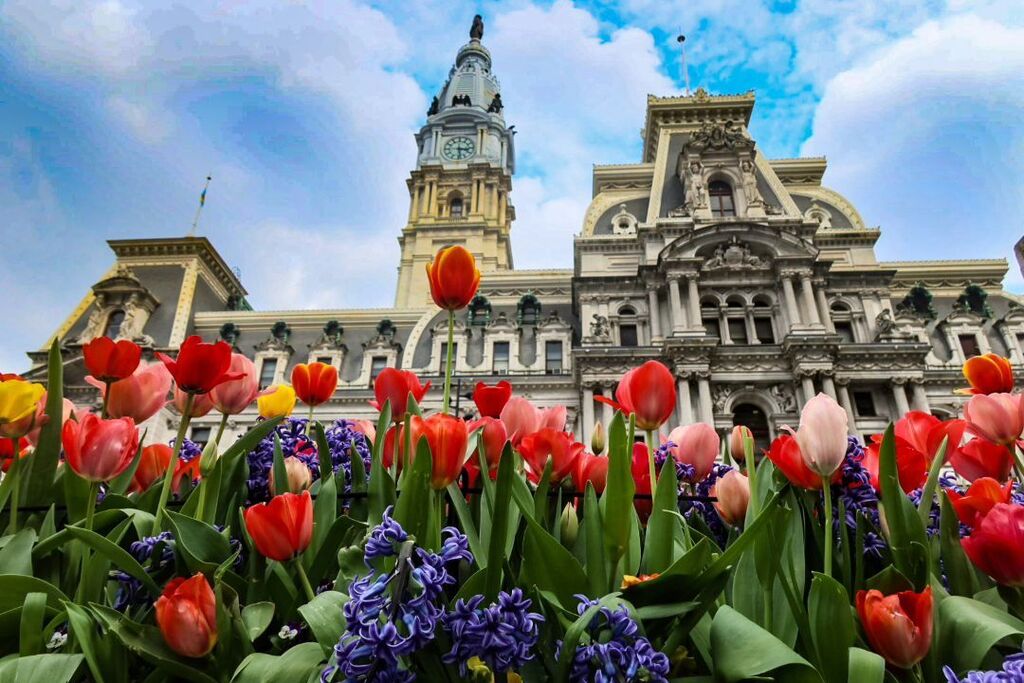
[254,321,293,353]
[686,120,752,153]
[701,237,771,271]
[609,204,638,236]
[363,319,401,352]
[537,310,571,332]
[73,264,160,346]
[658,223,815,266]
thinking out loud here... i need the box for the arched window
[105,310,125,339]
[450,196,464,217]
[831,301,856,343]
[517,294,542,326]
[709,181,736,218]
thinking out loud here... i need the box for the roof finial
[470,14,484,40]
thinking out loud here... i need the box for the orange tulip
[129,443,201,494]
[961,353,1014,395]
[713,470,750,526]
[410,413,470,489]
[426,245,480,311]
[155,573,218,658]
[856,586,933,669]
[244,491,313,562]
[729,425,753,462]
[291,362,338,408]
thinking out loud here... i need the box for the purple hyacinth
[442,588,544,675]
[565,595,670,683]
[113,531,175,612]
[653,441,696,482]
[245,418,371,503]
[321,509,473,683]
[944,648,1024,682]
[681,463,733,547]
[834,436,887,557]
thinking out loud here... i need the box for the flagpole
[189,175,212,237]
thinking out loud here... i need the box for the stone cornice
[107,237,246,298]
[769,157,827,186]
[883,259,1008,293]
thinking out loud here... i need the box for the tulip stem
[743,436,758,517]
[75,480,99,603]
[441,310,455,416]
[293,558,316,602]
[6,439,20,533]
[156,393,194,531]
[306,404,315,437]
[917,436,948,527]
[821,476,833,578]
[214,412,229,450]
[101,381,111,419]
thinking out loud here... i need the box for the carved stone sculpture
[589,314,611,341]
[470,14,484,40]
[683,160,708,211]
[740,159,764,207]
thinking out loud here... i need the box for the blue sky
[1,0,1023,371]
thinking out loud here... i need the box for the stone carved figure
[769,384,797,413]
[590,314,611,340]
[683,160,708,211]
[77,303,107,343]
[688,120,748,151]
[487,93,503,113]
[740,159,764,207]
[470,14,484,40]
[704,239,766,270]
[875,309,896,335]
[427,96,439,116]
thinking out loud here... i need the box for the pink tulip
[539,404,567,432]
[209,353,262,416]
[62,413,139,482]
[500,397,540,445]
[24,393,77,447]
[85,362,171,423]
[713,470,750,526]
[667,423,720,482]
[790,393,849,478]
[729,425,753,462]
[964,393,1024,446]
[351,419,377,444]
[173,385,214,418]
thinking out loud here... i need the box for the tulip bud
[560,502,579,548]
[590,421,606,455]
[270,456,313,494]
[794,393,849,478]
[199,438,220,478]
[729,425,752,463]
[713,470,750,526]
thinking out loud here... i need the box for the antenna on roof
[676,33,691,96]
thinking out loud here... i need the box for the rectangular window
[440,343,458,372]
[545,341,563,374]
[754,317,775,344]
[493,341,510,373]
[315,356,333,365]
[370,356,387,381]
[853,390,877,417]
[259,359,278,388]
[834,321,855,343]
[727,318,748,344]
[190,426,211,447]
[703,317,721,341]
[959,334,981,358]
[619,324,638,347]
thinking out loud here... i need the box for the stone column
[781,275,801,329]
[891,380,911,417]
[686,275,702,330]
[999,325,1023,364]
[744,306,757,344]
[669,277,685,335]
[835,379,859,437]
[677,377,694,424]
[800,374,816,405]
[815,287,835,333]
[697,374,714,423]
[647,286,663,342]
[582,386,595,445]
[601,385,614,427]
[718,307,731,344]
[910,380,930,413]
[800,273,822,326]
[821,374,837,400]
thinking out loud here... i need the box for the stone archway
[732,402,772,455]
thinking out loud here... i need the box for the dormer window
[105,310,125,339]
[709,181,736,218]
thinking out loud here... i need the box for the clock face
[443,136,475,160]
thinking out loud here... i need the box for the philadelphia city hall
[22,18,1023,453]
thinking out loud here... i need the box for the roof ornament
[470,14,484,40]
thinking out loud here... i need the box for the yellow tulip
[0,380,46,438]
[257,385,296,419]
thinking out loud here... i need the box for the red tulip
[129,443,200,494]
[86,362,171,423]
[499,396,567,446]
[62,413,139,482]
[83,337,142,383]
[667,423,720,482]
[157,336,243,395]
[574,451,609,494]
[946,477,1013,528]
[713,470,750,526]
[409,414,470,489]
[961,503,1024,586]
[729,425,753,462]
[631,443,653,521]
[863,436,929,494]
[292,362,339,408]
[209,354,262,416]
[244,491,313,562]
[174,385,214,418]
[0,437,29,472]
[469,416,508,473]
[155,573,218,658]
[426,245,480,311]
[863,413,967,493]
[964,392,1024,446]
[856,586,933,669]
[595,361,676,432]
[961,353,1014,395]
[949,436,1014,483]
[473,381,512,418]
[369,368,431,422]
[519,428,584,484]
[765,434,841,490]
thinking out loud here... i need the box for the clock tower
[395,15,516,308]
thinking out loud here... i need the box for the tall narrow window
[959,334,981,358]
[754,317,775,344]
[440,343,458,372]
[853,391,877,417]
[545,341,563,374]
[709,181,736,217]
[492,342,510,374]
[727,318,748,344]
[619,324,638,347]
[834,322,855,343]
[105,310,126,339]
[450,197,463,217]
[259,359,278,389]
[370,356,387,381]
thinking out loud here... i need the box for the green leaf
[348,443,367,522]
[63,526,161,595]
[298,590,348,654]
[876,425,929,589]
[241,602,275,642]
[166,510,232,573]
[484,444,515,600]
[310,462,337,563]
[532,459,554,528]
[446,482,483,566]
[393,435,434,547]
[808,572,854,682]
[23,340,63,505]
[711,605,823,683]
[583,483,607,596]
[939,595,1024,672]
[0,575,68,612]
[231,642,325,683]
[64,601,125,683]
[602,412,634,588]
[271,434,288,498]
[18,592,46,656]
[940,493,980,597]
[368,401,395,527]
[518,504,589,608]
[0,653,84,683]
[554,594,626,681]
[642,457,679,574]
[848,647,885,683]
[0,528,36,576]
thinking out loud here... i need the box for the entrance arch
[732,403,771,455]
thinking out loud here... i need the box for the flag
[199,187,207,207]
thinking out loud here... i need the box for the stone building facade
[20,19,1022,452]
